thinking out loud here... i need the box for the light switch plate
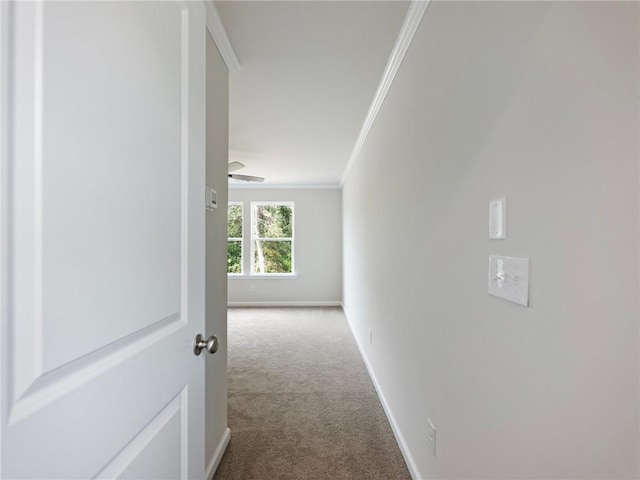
[427,418,436,456]
[489,197,506,239]
[205,186,217,210]
[488,254,529,306]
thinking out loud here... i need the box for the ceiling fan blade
[228,161,245,173]
[228,173,265,183]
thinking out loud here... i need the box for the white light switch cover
[205,186,217,210]
[488,255,529,306]
[489,197,506,239]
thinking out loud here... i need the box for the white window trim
[250,201,295,276]
[227,202,244,275]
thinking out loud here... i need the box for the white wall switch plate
[489,197,506,239]
[488,254,529,307]
[205,186,217,210]
[427,419,436,456]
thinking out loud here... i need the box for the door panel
[96,389,186,480]
[1,1,206,478]
[41,0,183,374]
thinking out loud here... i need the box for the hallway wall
[342,2,640,478]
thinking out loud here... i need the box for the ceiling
[215,1,410,186]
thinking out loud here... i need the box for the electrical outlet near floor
[427,418,436,456]
[369,329,373,345]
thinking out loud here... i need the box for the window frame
[250,201,295,276]
[227,202,244,276]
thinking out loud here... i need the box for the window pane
[227,241,242,273]
[256,205,292,238]
[228,204,243,238]
[253,240,292,274]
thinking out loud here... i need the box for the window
[251,202,294,275]
[227,203,243,274]
[227,201,295,276]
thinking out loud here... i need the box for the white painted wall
[342,2,640,478]
[205,34,229,478]
[228,188,342,305]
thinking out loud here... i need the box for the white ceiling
[215,1,410,186]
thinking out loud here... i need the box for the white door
[0,1,207,478]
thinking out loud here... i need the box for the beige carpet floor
[213,307,411,480]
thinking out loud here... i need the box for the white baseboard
[341,304,422,480]
[227,301,342,307]
[206,427,231,480]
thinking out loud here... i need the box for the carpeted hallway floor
[213,307,411,480]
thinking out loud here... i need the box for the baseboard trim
[205,427,231,480]
[228,301,342,307]
[341,304,422,480]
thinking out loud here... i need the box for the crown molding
[340,0,430,186]
[204,0,240,71]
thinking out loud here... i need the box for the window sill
[228,273,298,279]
